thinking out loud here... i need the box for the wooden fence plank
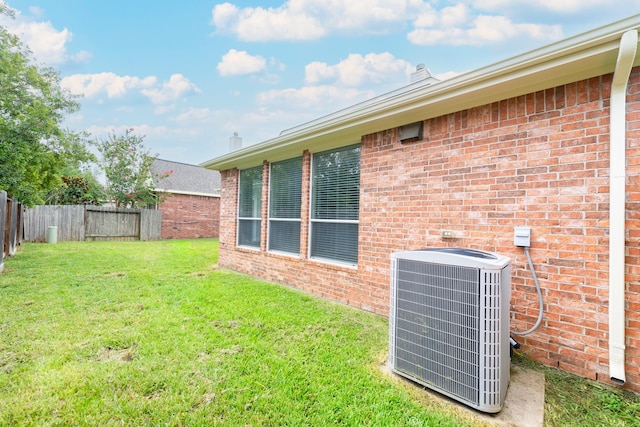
[140,209,161,241]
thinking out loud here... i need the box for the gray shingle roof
[152,159,221,196]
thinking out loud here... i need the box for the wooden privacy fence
[24,205,161,243]
[0,191,25,272]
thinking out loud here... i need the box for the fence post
[0,191,6,273]
[7,197,18,255]
[17,202,24,246]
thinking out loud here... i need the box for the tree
[45,174,105,205]
[44,131,106,205]
[93,129,164,208]
[0,7,84,206]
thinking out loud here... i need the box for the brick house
[152,159,221,239]
[202,16,640,392]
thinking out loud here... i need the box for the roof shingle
[152,159,221,196]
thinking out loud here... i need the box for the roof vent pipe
[608,28,638,386]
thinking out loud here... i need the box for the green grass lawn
[0,240,486,426]
[0,240,638,426]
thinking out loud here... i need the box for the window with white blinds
[268,157,302,255]
[237,166,262,248]
[310,144,360,265]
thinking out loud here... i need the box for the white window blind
[310,145,360,264]
[268,157,302,255]
[238,166,262,248]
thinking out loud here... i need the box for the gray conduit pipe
[608,29,638,385]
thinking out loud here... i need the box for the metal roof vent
[411,64,432,83]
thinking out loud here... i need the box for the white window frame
[308,144,360,267]
[237,166,262,250]
[267,157,302,257]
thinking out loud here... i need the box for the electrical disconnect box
[514,227,531,247]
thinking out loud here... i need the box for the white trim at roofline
[154,189,221,198]
[201,14,640,171]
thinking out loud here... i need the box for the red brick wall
[218,68,640,391]
[159,193,220,239]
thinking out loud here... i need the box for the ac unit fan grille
[394,259,482,405]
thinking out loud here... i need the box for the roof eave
[154,188,221,197]
[201,15,640,171]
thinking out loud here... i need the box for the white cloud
[86,124,170,143]
[141,74,201,104]
[217,49,267,76]
[27,6,45,18]
[408,6,563,46]
[305,53,413,87]
[152,105,176,115]
[257,85,372,110]
[0,9,90,64]
[211,0,425,41]
[175,107,217,123]
[210,0,576,45]
[211,2,239,28]
[211,2,325,41]
[61,72,157,98]
[468,0,624,13]
[62,73,200,109]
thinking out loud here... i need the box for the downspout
[609,29,638,385]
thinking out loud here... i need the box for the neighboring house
[202,16,640,392]
[152,159,221,240]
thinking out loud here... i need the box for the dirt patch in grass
[0,351,17,374]
[104,272,125,277]
[96,346,136,362]
[219,345,243,356]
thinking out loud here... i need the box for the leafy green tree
[45,174,105,205]
[0,7,84,206]
[44,132,105,205]
[93,129,163,208]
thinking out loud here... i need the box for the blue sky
[2,1,640,166]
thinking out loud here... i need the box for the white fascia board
[201,15,640,172]
[154,189,221,197]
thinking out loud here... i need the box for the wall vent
[399,122,423,142]
[389,248,511,413]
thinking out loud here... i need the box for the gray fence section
[140,209,162,241]
[24,205,161,242]
[24,205,85,242]
[0,191,24,273]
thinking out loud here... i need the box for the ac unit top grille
[392,248,510,269]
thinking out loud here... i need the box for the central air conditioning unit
[389,248,511,413]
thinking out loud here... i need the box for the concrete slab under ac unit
[381,363,545,427]
[480,365,546,427]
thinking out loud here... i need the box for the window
[310,145,360,265]
[238,166,262,248]
[268,157,302,255]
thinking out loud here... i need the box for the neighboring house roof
[201,14,640,171]
[152,159,221,197]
